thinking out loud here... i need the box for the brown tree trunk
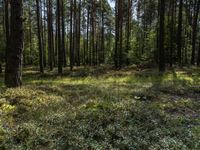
[61,0,66,67]
[47,0,54,70]
[5,0,24,87]
[177,0,183,66]
[57,0,63,74]
[4,0,10,64]
[70,0,74,70]
[158,0,165,72]
[36,0,44,73]
[192,0,200,65]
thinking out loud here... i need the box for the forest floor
[0,66,200,149]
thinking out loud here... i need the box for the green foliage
[0,67,200,149]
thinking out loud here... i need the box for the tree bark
[36,0,44,73]
[158,0,165,72]
[57,0,63,74]
[47,0,54,70]
[191,0,200,65]
[177,0,183,66]
[5,0,24,87]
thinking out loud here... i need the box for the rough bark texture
[5,0,24,87]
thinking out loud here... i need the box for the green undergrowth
[0,66,200,149]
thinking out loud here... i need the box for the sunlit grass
[0,66,200,149]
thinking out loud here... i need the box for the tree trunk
[5,0,24,87]
[47,0,54,70]
[28,5,33,65]
[36,0,44,73]
[70,0,74,71]
[169,0,175,67]
[61,0,66,67]
[158,0,165,72]
[177,0,183,66]
[57,0,63,74]
[4,0,10,64]
[114,0,119,68]
[191,0,200,65]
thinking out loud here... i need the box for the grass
[0,66,200,149]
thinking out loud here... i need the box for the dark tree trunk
[0,64,2,74]
[73,0,78,66]
[118,0,123,69]
[192,0,200,65]
[5,0,24,87]
[86,5,90,65]
[91,1,95,66]
[61,0,66,67]
[197,41,200,66]
[158,0,165,72]
[42,0,47,68]
[125,0,132,66]
[169,0,175,67]
[28,5,33,65]
[47,0,54,70]
[4,0,10,64]
[114,0,119,68]
[177,0,183,66]
[57,0,63,74]
[70,0,74,71]
[101,8,105,64]
[36,0,44,73]
[77,0,81,66]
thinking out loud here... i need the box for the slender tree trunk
[158,0,165,72]
[126,0,132,65]
[61,0,66,67]
[86,5,90,65]
[177,0,183,66]
[77,0,81,66]
[36,0,44,73]
[191,0,200,65]
[57,0,63,74]
[91,1,95,66]
[197,41,200,66]
[101,0,105,64]
[5,0,24,87]
[47,0,54,70]
[169,0,175,67]
[4,0,10,65]
[0,64,2,74]
[73,0,78,66]
[114,0,119,68]
[28,5,33,65]
[70,0,74,70]
[43,0,47,67]
[118,0,123,68]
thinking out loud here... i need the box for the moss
[0,66,200,149]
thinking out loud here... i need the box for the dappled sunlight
[0,67,200,149]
